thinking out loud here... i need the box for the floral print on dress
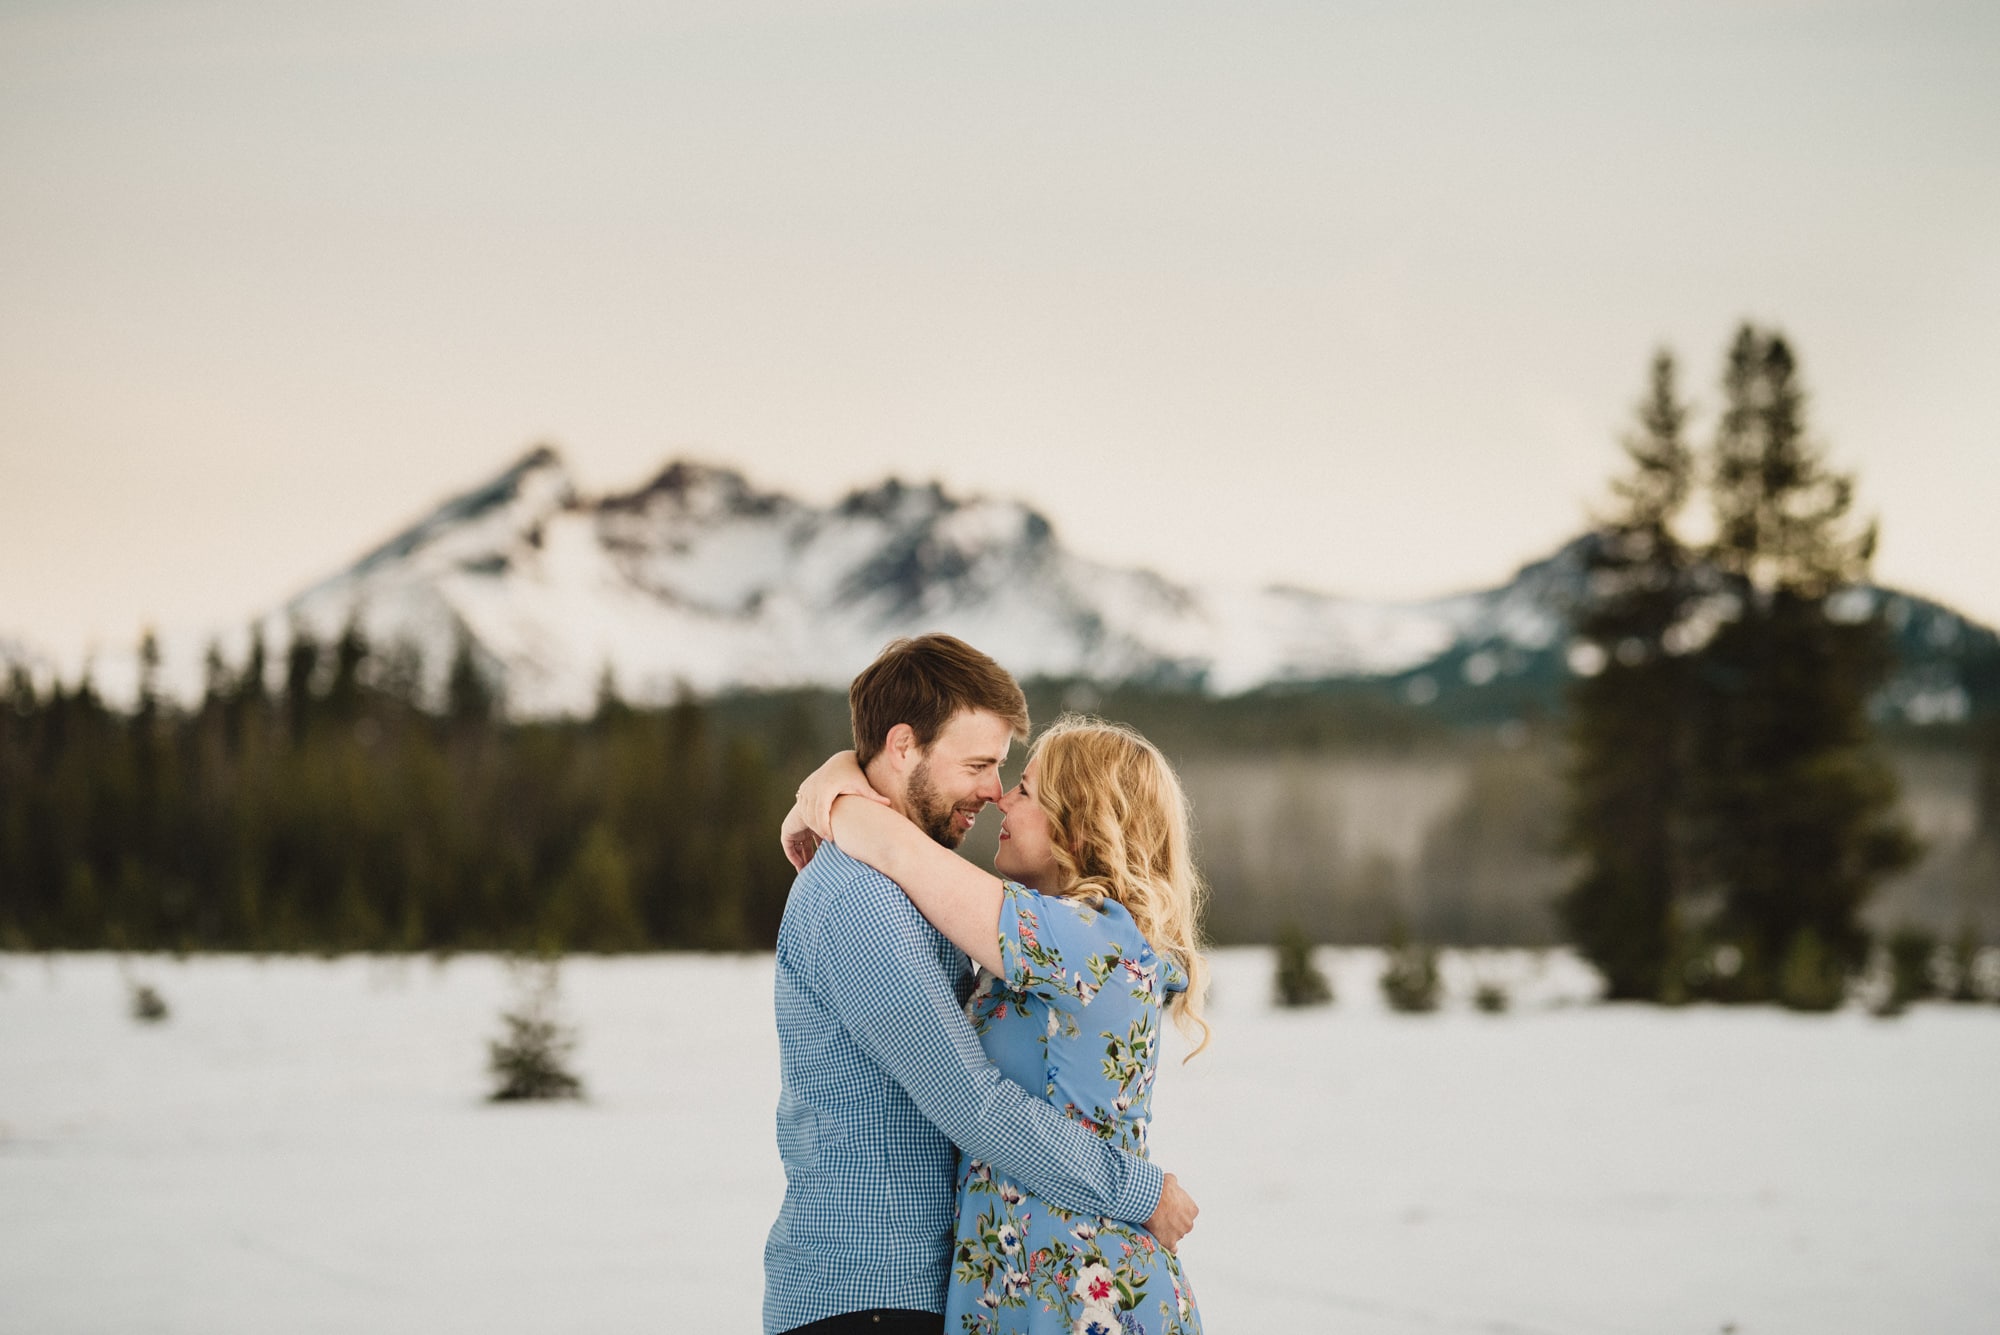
[945,882,1200,1335]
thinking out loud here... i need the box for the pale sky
[4,0,1998,667]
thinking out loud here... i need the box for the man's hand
[1145,1171,1197,1252]
[780,801,821,872]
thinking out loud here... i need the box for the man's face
[903,710,1013,848]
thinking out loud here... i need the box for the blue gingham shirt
[763,845,1165,1333]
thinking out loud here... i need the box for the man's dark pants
[784,1310,943,1334]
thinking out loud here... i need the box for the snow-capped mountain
[256,445,1507,713]
[10,445,1997,720]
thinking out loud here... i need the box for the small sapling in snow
[1380,920,1441,1014]
[129,981,169,1023]
[487,960,585,1102]
[1271,922,1334,1008]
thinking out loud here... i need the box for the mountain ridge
[8,444,1996,722]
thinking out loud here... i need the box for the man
[764,634,1197,1335]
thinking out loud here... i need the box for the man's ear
[881,723,918,771]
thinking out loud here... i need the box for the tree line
[0,627,822,954]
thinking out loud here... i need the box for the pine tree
[446,628,497,728]
[201,641,231,712]
[284,625,320,745]
[1271,922,1334,1007]
[0,668,32,945]
[1561,326,1918,1005]
[593,664,630,725]
[326,617,368,723]
[1709,328,1874,599]
[135,629,163,726]
[1560,350,1700,999]
[1380,916,1441,1013]
[128,979,170,1023]
[1877,924,1939,1016]
[228,626,270,752]
[1689,324,1917,1000]
[487,961,585,1102]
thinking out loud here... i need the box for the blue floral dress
[947,881,1202,1335]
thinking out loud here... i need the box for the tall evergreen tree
[1689,323,1916,1003]
[284,625,320,745]
[1560,350,1701,999]
[593,664,630,725]
[238,628,270,708]
[326,617,369,723]
[1562,327,1919,1005]
[446,628,497,728]
[227,626,270,752]
[201,641,231,711]
[135,629,163,726]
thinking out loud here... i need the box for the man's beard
[907,758,981,848]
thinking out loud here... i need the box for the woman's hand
[789,753,1008,974]
[780,801,821,872]
[796,750,891,839]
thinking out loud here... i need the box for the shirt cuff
[1120,1154,1166,1225]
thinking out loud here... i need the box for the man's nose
[978,774,1004,803]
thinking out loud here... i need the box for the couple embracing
[764,634,1209,1335]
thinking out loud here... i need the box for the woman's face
[994,755,1061,890]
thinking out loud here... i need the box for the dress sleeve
[997,880,1150,1015]
[814,869,1164,1223]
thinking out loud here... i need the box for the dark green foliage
[128,980,169,1023]
[539,822,647,954]
[1563,327,1917,1004]
[284,625,320,745]
[0,628,812,955]
[1688,327,1917,998]
[1777,928,1847,1012]
[1708,328,1873,599]
[1944,924,1984,1004]
[326,618,368,723]
[1271,922,1333,1007]
[1560,351,1699,1000]
[1875,924,1939,1016]
[1688,941,1751,1002]
[487,962,583,1102]
[1472,980,1509,1013]
[446,629,498,728]
[1560,353,1699,995]
[1380,920,1441,1013]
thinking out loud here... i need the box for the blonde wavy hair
[1028,714,1212,1060]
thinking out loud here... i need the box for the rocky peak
[600,458,788,521]
[347,443,576,577]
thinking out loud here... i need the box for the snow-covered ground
[2,949,1995,1333]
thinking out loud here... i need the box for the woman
[784,714,1209,1335]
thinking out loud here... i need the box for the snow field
[2,949,1995,1333]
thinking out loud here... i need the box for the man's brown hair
[849,634,1030,769]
